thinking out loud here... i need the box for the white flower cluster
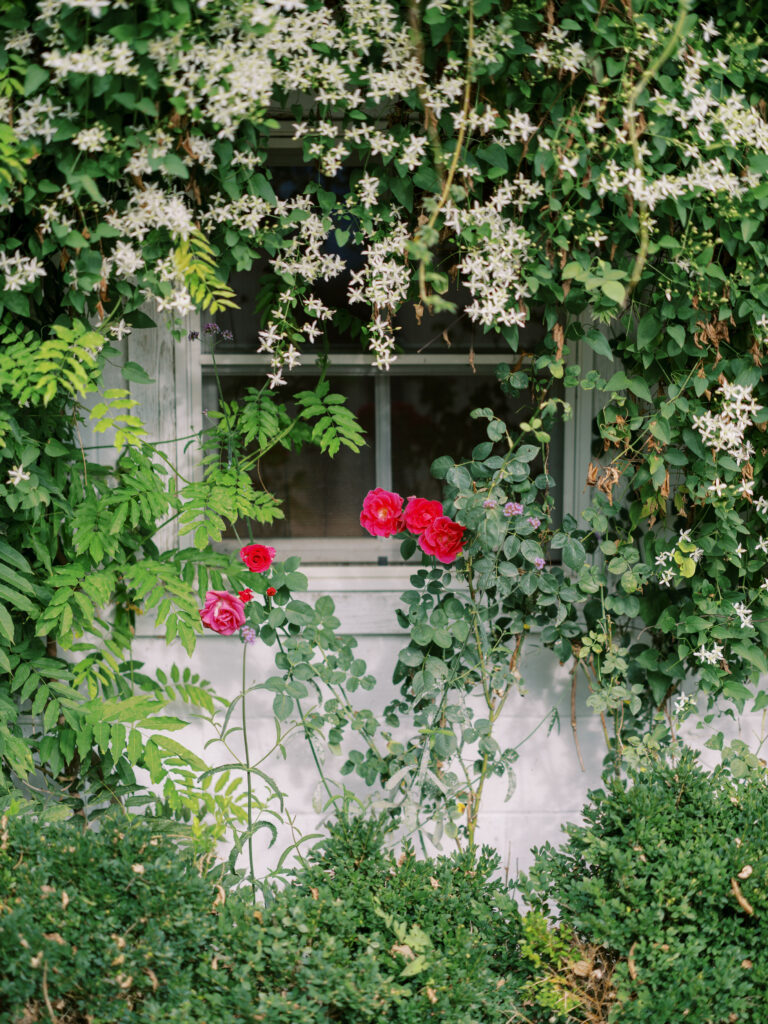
[443,185,532,328]
[596,156,756,210]
[73,125,108,153]
[692,380,761,466]
[348,222,411,369]
[105,184,195,242]
[44,37,138,78]
[0,252,47,291]
[13,96,66,144]
[694,643,724,666]
[532,25,588,76]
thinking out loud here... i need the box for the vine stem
[624,0,691,303]
[416,0,474,308]
[240,642,257,900]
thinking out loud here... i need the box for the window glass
[218,375,376,539]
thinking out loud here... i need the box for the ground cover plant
[519,755,768,1023]
[0,809,529,1024]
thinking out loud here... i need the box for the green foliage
[0,811,528,1024]
[0,0,766,868]
[173,230,238,313]
[520,756,768,1023]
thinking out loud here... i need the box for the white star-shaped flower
[6,465,30,486]
[708,478,727,497]
[757,537,768,555]
[735,542,747,559]
[110,318,132,343]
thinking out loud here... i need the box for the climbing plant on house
[0,0,767,837]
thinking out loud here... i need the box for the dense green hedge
[3,758,766,1024]
[522,756,768,1023]
[0,812,526,1024]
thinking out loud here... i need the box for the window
[203,284,566,563]
[186,164,590,565]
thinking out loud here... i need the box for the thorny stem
[624,0,691,303]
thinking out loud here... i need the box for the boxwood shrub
[0,811,528,1023]
[519,755,768,1023]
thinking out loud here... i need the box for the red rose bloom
[240,544,276,573]
[418,516,466,564]
[238,589,255,603]
[403,496,443,534]
[199,590,246,635]
[360,488,404,538]
[266,586,277,597]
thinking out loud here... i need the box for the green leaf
[121,362,155,384]
[636,311,660,349]
[521,539,544,563]
[273,693,293,721]
[562,537,586,571]
[599,279,626,304]
[583,328,613,360]
[628,378,653,403]
[24,65,49,96]
[0,584,34,615]
[733,642,768,675]
[0,605,14,644]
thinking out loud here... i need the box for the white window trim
[164,307,608,584]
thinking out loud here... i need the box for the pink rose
[360,488,404,537]
[240,544,276,573]
[200,590,246,635]
[403,496,443,534]
[418,516,466,564]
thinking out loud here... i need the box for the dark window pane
[219,376,376,538]
[390,375,563,526]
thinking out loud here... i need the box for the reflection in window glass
[220,376,376,538]
[391,374,562,514]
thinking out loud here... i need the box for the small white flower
[659,568,675,587]
[6,465,30,486]
[757,537,768,556]
[701,18,720,43]
[708,478,727,497]
[694,644,723,666]
[109,319,132,343]
[734,542,747,559]
[73,126,108,153]
[733,601,753,629]
[756,496,768,515]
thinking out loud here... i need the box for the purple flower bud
[533,557,546,570]
[503,501,524,517]
[483,498,497,509]
[240,625,258,645]
[527,516,541,528]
